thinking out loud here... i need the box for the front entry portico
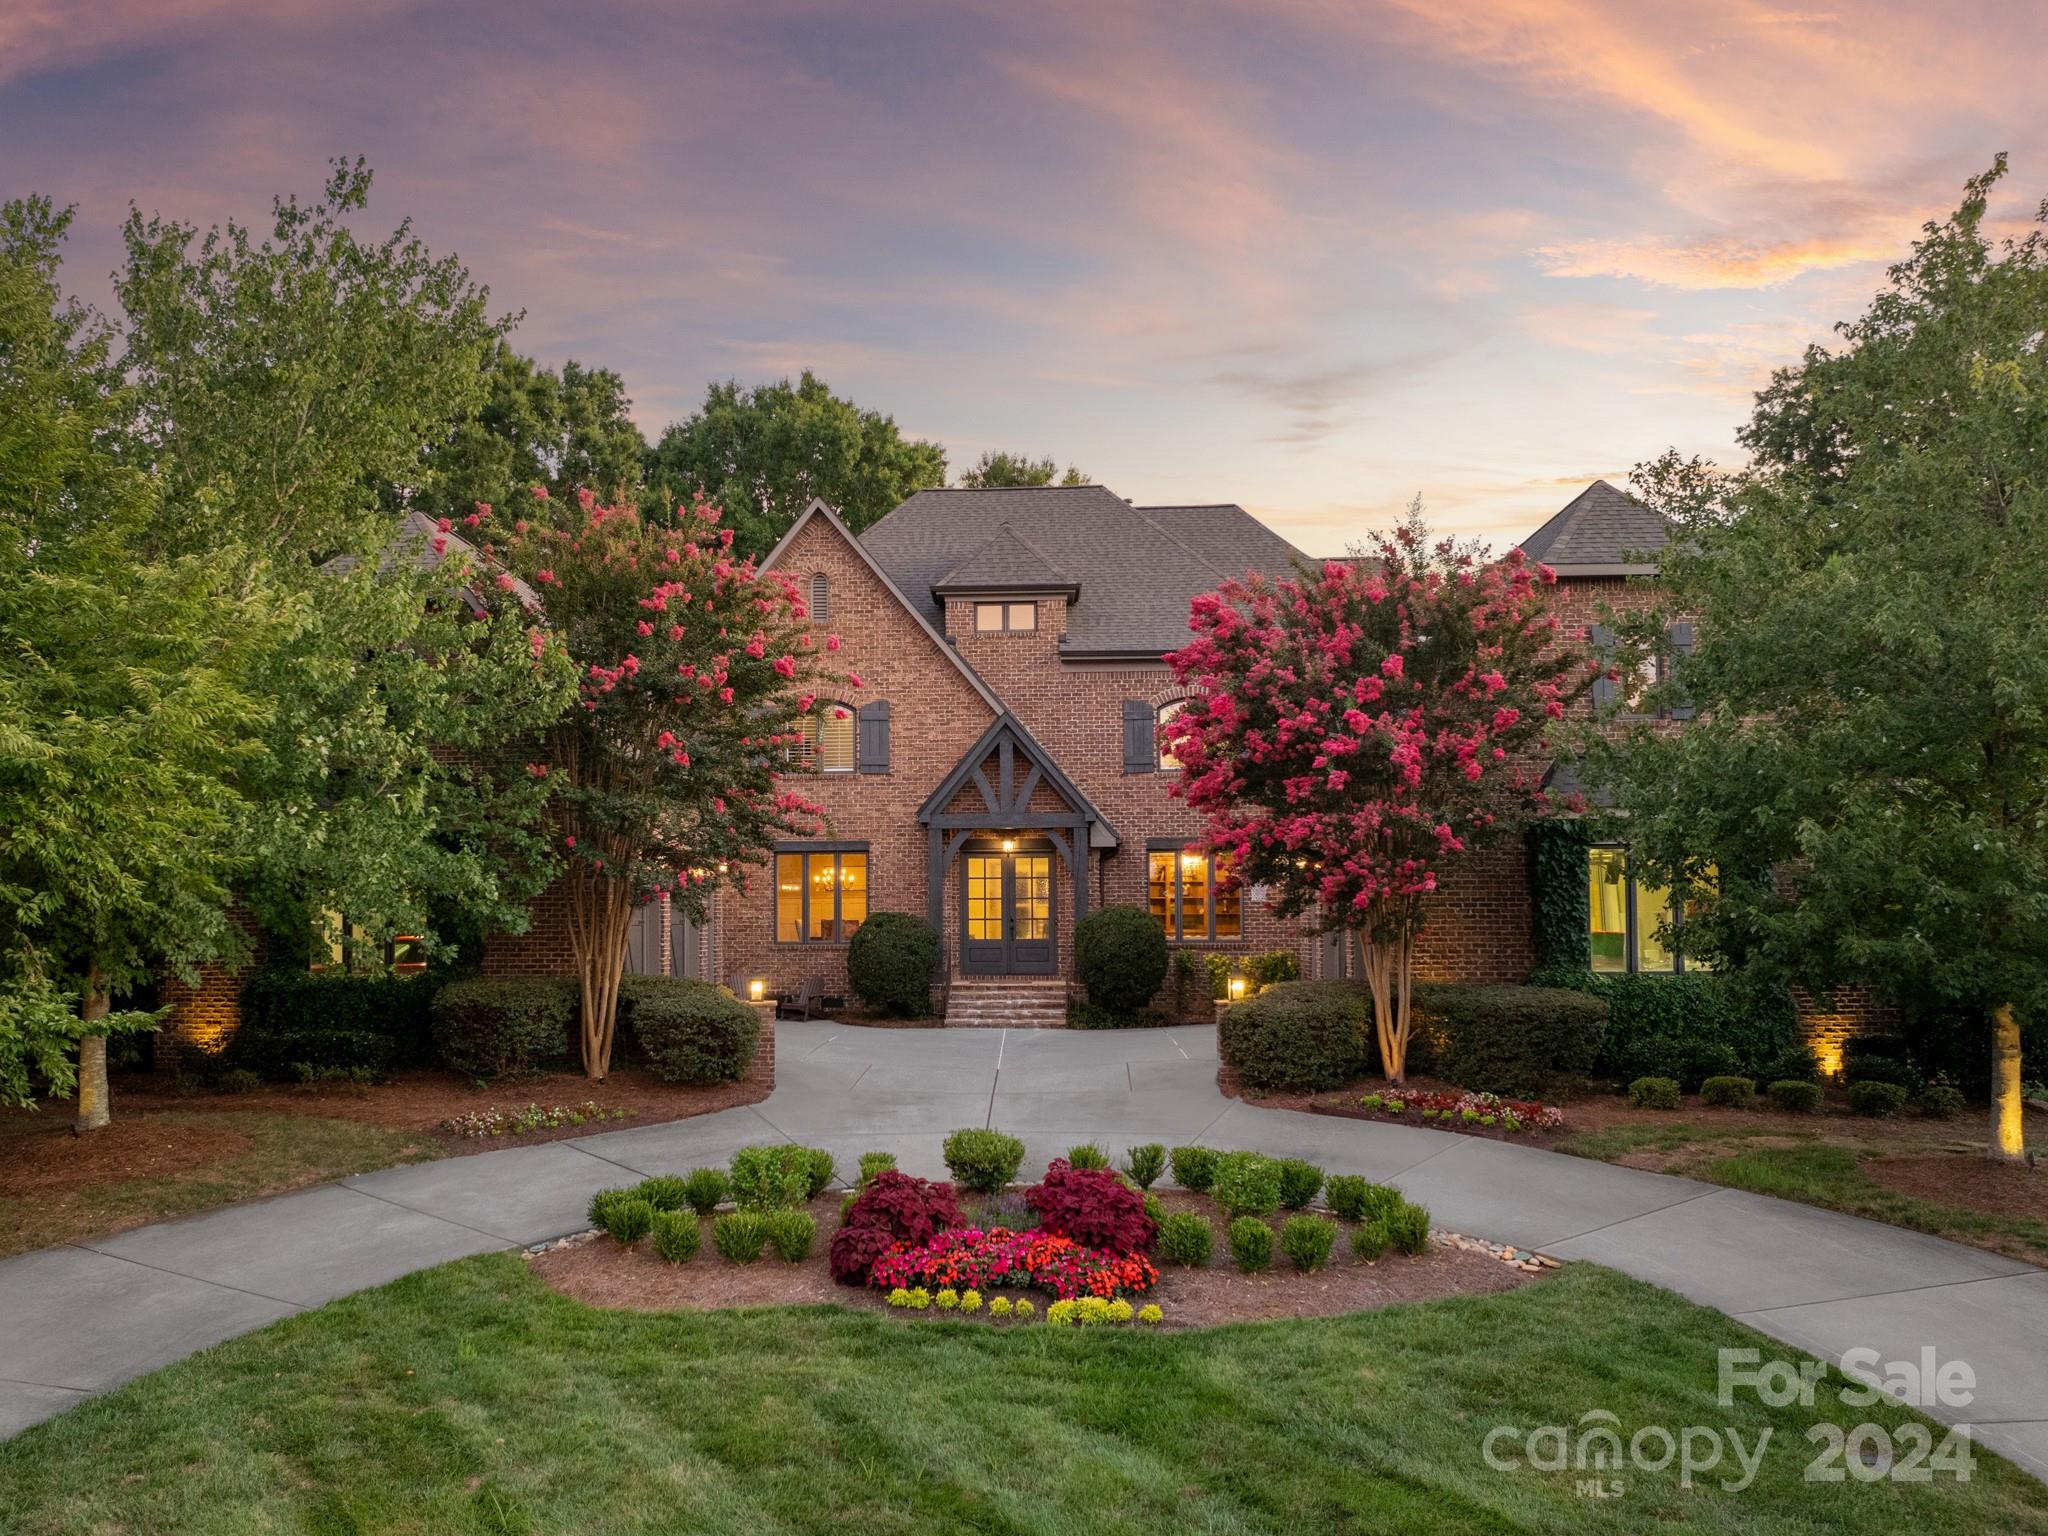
[918,712,1118,978]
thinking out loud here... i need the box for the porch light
[1001,838,1016,853]
[748,977,766,1002]
[1227,973,1248,1002]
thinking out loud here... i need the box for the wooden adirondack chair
[775,976,824,1020]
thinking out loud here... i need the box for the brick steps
[943,977,1070,1029]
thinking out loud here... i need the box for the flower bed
[442,1101,635,1138]
[869,1225,1159,1300]
[1357,1087,1562,1132]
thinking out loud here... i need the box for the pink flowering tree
[1164,516,1591,1082]
[481,487,844,1078]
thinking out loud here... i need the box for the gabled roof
[758,498,1008,716]
[917,711,1120,849]
[860,485,1309,658]
[931,522,1077,599]
[1517,480,1670,576]
[324,510,541,611]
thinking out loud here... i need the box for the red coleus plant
[828,1170,963,1285]
[475,488,846,1079]
[1163,513,1593,1082]
[1025,1159,1157,1254]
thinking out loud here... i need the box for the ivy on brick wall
[1527,821,1593,974]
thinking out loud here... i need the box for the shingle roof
[931,522,1076,597]
[1517,480,1670,573]
[860,486,1309,657]
[323,510,540,610]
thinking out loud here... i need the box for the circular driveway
[2,1021,2043,1479]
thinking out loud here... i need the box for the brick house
[484,476,1789,1024]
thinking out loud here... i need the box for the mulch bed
[529,1189,1535,1329]
[0,1116,255,1198]
[1,1064,766,1191]
[1866,1153,2048,1220]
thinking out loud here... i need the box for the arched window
[787,700,856,773]
[810,572,830,623]
[1157,699,1189,770]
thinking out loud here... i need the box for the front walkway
[5,1022,2045,1480]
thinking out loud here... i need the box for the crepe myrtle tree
[1165,513,1592,1081]
[485,486,842,1077]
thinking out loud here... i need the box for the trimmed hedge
[1410,983,1608,1097]
[1219,980,1372,1092]
[629,978,759,1084]
[227,969,437,1081]
[1767,1079,1822,1113]
[430,978,575,1077]
[1074,906,1169,1013]
[1629,1075,1681,1109]
[1848,1080,1908,1118]
[846,912,939,1017]
[1699,1075,1756,1107]
[1533,968,1798,1089]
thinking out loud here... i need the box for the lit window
[1158,700,1188,770]
[1585,846,1713,973]
[777,848,868,943]
[1148,846,1240,940]
[785,702,856,773]
[973,601,1037,633]
[810,572,830,622]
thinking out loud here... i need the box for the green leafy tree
[493,488,842,1076]
[0,198,272,1126]
[117,157,506,563]
[956,450,1090,488]
[1594,160,2048,1161]
[644,371,945,556]
[115,161,576,967]
[413,342,648,523]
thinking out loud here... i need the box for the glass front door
[960,846,1057,974]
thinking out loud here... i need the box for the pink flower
[773,655,796,677]
[532,485,549,500]
[527,762,549,778]
[437,517,453,533]
[848,672,864,689]
[565,835,576,848]
[719,687,734,702]
[474,502,491,519]
[745,636,767,659]
[577,487,595,511]
[536,568,557,585]
[825,634,842,652]
[496,572,516,591]
[1380,653,1405,680]
[657,730,676,749]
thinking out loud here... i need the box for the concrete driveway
[4,1020,2043,1481]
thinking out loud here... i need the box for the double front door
[961,844,1055,974]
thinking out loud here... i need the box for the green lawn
[1559,1122,2048,1264]
[3,1258,2042,1534]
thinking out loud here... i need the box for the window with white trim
[786,701,857,773]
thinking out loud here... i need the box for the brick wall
[155,906,263,1069]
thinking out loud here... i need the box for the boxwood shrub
[1073,905,1169,1013]
[629,978,760,1083]
[1767,1079,1823,1113]
[1156,1211,1213,1267]
[1281,1214,1338,1273]
[943,1128,1025,1193]
[730,1144,816,1211]
[712,1211,769,1263]
[1410,983,1608,1096]
[846,912,939,1017]
[1276,1159,1324,1210]
[1628,1075,1681,1110]
[1227,1216,1273,1273]
[1168,1145,1219,1193]
[1219,980,1372,1092]
[228,969,437,1081]
[1699,1075,1756,1107]
[1212,1151,1282,1219]
[1532,968,1797,1089]
[651,1210,700,1263]
[1848,1080,1908,1118]
[430,978,575,1078]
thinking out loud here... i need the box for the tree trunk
[74,967,111,1134]
[567,866,635,1080]
[1990,1001,2026,1164]
[1360,923,1418,1084]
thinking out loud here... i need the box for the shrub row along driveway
[3,1020,2044,1482]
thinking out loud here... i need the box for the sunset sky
[6,1,2045,551]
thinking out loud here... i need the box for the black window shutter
[858,699,890,773]
[1666,622,1695,719]
[1122,699,1155,772]
[1589,625,1618,709]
